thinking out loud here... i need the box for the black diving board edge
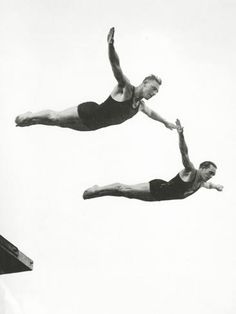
[0,235,33,275]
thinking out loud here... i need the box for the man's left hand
[216,185,224,191]
[175,119,184,133]
[107,27,115,45]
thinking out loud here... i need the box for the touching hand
[175,119,184,134]
[165,122,176,130]
[107,27,115,45]
[216,185,224,192]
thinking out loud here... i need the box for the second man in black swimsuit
[83,120,224,201]
[15,27,176,132]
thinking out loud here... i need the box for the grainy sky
[0,0,236,313]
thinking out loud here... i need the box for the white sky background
[0,0,236,313]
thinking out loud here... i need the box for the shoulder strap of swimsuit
[131,86,135,99]
[193,169,198,180]
[192,169,202,190]
[131,85,141,110]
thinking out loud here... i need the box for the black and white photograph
[0,0,235,313]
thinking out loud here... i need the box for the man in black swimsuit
[83,119,223,201]
[15,28,176,131]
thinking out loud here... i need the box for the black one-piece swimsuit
[149,172,201,201]
[77,87,138,130]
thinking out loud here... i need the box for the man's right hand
[107,27,115,45]
[216,184,224,191]
[176,119,184,134]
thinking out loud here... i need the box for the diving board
[0,235,33,275]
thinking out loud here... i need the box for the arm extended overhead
[176,119,195,171]
[107,27,129,87]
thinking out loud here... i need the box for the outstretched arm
[107,27,129,87]
[140,103,176,130]
[202,182,224,191]
[176,119,195,170]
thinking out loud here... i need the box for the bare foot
[83,185,99,199]
[15,112,33,126]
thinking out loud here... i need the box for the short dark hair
[199,161,217,169]
[143,74,162,85]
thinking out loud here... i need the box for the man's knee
[48,111,67,126]
[48,111,60,123]
[114,183,130,195]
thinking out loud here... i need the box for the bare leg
[83,182,155,202]
[15,106,90,131]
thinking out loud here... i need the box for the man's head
[142,75,162,100]
[198,161,217,181]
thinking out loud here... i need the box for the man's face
[142,79,160,100]
[200,165,217,181]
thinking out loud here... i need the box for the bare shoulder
[201,182,208,188]
[138,101,148,112]
[179,168,196,181]
[111,82,133,100]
